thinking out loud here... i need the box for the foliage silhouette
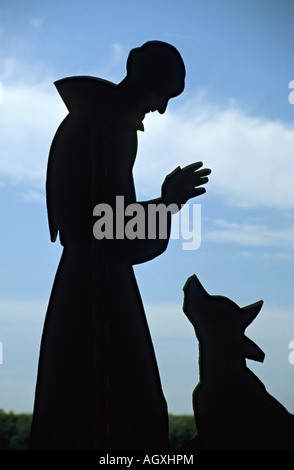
[168,414,196,450]
[0,410,32,450]
[0,411,194,450]
[29,41,210,450]
[182,274,294,450]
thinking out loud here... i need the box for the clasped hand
[161,162,211,207]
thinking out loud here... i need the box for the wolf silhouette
[182,274,294,450]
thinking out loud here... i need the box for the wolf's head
[183,274,265,363]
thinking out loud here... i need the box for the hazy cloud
[145,300,294,413]
[29,16,44,31]
[22,188,45,204]
[205,219,294,248]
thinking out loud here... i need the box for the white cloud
[1,80,294,214]
[135,96,294,210]
[0,43,123,193]
[0,81,67,188]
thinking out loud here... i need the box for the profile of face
[124,41,186,116]
[139,87,172,115]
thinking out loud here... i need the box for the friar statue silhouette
[182,274,294,450]
[29,41,211,450]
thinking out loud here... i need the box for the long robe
[29,77,171,450]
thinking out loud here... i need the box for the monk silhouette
[29,41,211,450]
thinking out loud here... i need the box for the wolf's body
[183,275,294,450]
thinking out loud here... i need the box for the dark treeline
[168,414,197,449]
[0,410,196,450]
[0,410,32,450]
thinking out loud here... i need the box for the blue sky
[0,0,294,416]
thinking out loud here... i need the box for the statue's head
[124,41,186,114]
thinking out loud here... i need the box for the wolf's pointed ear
[243,336,265,362]
[241,300,263,328]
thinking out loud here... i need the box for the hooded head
[121,40,185,115]
[126,41,185,96]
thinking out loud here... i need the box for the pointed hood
[54,76,115,115]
